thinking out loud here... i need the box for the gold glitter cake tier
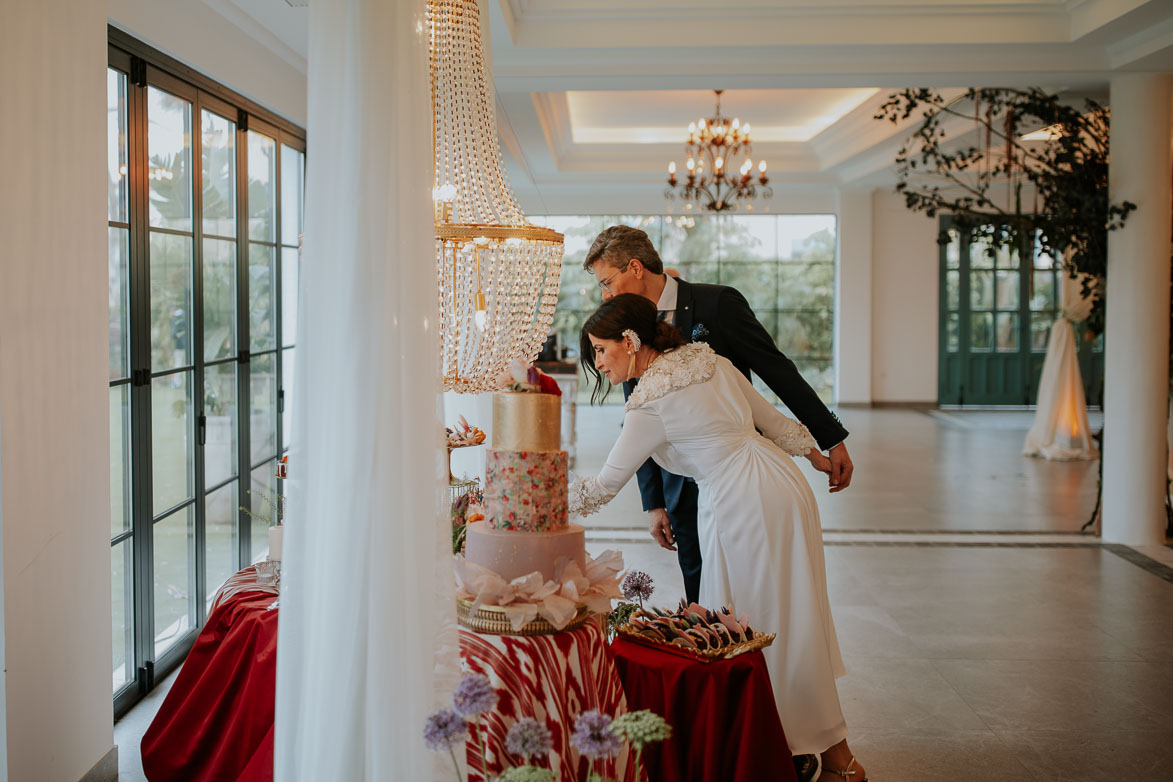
[492,392,561,452]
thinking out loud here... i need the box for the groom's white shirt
[655,273,678,324]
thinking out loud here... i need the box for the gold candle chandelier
[429,0,564,393]
[665,90,772,213]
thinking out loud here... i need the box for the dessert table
[460,617,644,782]
[141,566,278,782]
[610,636,798,782]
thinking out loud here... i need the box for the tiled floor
[117,406,1173,782]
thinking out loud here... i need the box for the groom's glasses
[597,267,625,294]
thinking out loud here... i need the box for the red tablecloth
[460,618,644,782]
[141,585,277,782]
[610,637,798,782]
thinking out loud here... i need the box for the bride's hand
[806,449,832,475]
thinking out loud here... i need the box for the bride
[568,293,867,782]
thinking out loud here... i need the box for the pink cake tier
[484,448,569,532]
[464,521,585,582]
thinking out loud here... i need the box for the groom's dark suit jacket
[623,276,848,526]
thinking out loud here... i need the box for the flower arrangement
[451,488,485,554]
[425,673,670,782]
[498,359,562,396]
[240,454,288,527]
[448,416,487,449]
[607,570,653,640]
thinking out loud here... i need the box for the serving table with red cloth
[610,636,798,782]
[141,568,277,782]
[460,617,644,782]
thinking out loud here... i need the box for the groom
[584,225,853,604]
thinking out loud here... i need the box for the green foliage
[606,602,639,640]
[496,767,557,782]
[874,88,1135,336]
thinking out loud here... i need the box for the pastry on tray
[617,600,775,662]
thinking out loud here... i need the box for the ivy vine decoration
[874,87,1136,336]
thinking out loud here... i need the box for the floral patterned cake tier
[484,448,569,532]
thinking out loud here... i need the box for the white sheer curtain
[1024,273,1099,461]
[275,0,456,779]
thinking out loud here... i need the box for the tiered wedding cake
[464,392,586,581]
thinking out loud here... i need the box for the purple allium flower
[570,710,621,759]
[621,570,654,604]
[423,708,468,751]
[453,672,498,718]
[505,717,553,760]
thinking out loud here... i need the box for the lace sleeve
[772,421,818,457]
[568,474,612,518]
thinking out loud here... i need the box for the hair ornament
[622,328,641,352]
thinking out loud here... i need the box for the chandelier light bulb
[668,161,676,174]
[686,157,695,171]
[743,123,751,138]
[759,160,767,173]
[715,156,724,170]
[688,122,697,134]
[432,183,458,202]
[698,118,706,130]
[732,118,740,131]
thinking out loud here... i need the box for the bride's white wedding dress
[569,342,848,754]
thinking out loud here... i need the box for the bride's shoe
[820,756,868,782]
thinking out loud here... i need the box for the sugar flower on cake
[497,358,562,396]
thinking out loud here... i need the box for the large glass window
[540,214,837,404]
[107,38,304,717]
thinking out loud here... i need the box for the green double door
[938,218,1103,406]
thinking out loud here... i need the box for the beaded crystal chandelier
[429,0,564,393]
[665,90,772,213]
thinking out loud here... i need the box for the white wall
[0,2,114,779]
[835,189,874,404]
[108,0,307,127]
[870,189,940,404]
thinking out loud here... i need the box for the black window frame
[109,28,305,720]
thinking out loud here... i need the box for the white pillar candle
[268,524,284,562]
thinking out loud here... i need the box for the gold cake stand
[457,599,593,636]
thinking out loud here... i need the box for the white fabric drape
[1024,272,1098,461]
[275,1,456,779]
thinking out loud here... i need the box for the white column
[835,188,874,405]
[1102,73,1173,545]
[0,2,111,779]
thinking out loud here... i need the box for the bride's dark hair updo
[579,293,686,404]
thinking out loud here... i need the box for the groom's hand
[828,442,854,493]
[648,509,676,551]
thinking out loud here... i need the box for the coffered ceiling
[205,0,1173,212]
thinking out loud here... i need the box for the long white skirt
[696,436,848,755]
